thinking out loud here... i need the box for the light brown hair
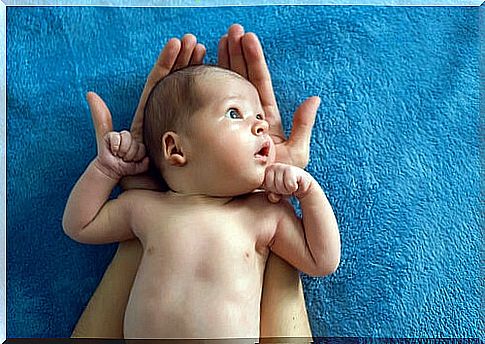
[144,64,241,173]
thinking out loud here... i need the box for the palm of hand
[274,139,307,169]
[265,98,317,169]
[219,27,319,170]
[266,119,297,166]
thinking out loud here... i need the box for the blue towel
[6,5,482,338]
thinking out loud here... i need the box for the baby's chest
[133,193,280,259]
[140,205,258,247]
[139,210,268,279]
[152,209,242,243]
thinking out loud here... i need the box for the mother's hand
[87,34,206,190]
[219,24,320,169]
[88,34,205,143]
[88,24,319,190]
[130,35,206,142]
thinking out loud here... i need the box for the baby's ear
[161,131,187,166]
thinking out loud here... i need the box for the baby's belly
[124,252,265,339]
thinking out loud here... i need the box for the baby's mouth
[254,141,271,160]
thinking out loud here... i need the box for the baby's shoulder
[117,189,168,208]
[119,189,173,230]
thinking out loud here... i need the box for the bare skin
[70,24,323,339]
[63,71,340,339]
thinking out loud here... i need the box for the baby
[63,65,340,339]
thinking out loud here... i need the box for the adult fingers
[217,34,229,69]
[241,33,278,114]
[227,24,248,78]
[173,33,197,71]
[241,32,283,138]
[287,96,320,161]
[146,38,182,90]
[87,92,113,148]
[131,38,181,140]
[190,43,206,65]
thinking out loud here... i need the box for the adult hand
[218,24,320,170]
[130,34,206,142]
[86,34,206,191]
[88,25,319,191]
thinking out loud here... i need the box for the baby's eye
[256,114,264,120]
[225,108,242,119]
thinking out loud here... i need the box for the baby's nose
[252,119,269,135]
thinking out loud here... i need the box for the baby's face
[185,72,276,197]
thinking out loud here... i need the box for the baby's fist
[108,130,146,163]
[95,130,149,180]
[263,163,313,202]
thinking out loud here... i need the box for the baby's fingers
[294,173,312,198]
[133,143,147,162]
[107,132,121,156]
[263,169,281,203]
[123,140,140,162]
[117,131,132,158]
[274,167,286,193]
[283,167,299,194]
[263,165,275,191]
[264,163,301,196]
[267,192,282,203]
[134,156,150,175]
[127,156,150,175]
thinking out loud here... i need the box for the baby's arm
[264,163,340,276]
[63,131,149,244]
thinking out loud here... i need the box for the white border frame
[1,1,482,342]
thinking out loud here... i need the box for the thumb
[87,92,113,147]
[287,96,320,151]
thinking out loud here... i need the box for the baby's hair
[144,64,243,173]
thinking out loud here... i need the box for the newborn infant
[63,65,340,339]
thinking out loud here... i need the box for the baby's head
[144,65,275,197]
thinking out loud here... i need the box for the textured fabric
[6,5,482,338]
[4,0,484,5]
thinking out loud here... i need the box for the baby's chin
[204,174,265,197]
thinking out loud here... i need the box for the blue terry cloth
[6,5,482,338]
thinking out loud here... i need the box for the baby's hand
[263,163,314,203]
[94,130,149,180]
